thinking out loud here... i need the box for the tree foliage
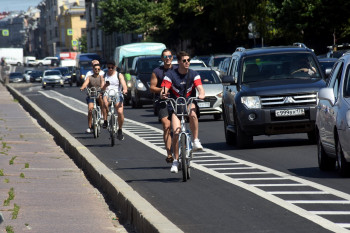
[98,0,350,55]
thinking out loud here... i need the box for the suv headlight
[241,96,261,109]
[136,79,146,91]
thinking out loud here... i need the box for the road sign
[67,29,73,36]
[72,40,78,47]
[2,29,9,36]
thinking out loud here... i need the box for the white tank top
[105,71,121,93]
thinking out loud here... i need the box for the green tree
[77,35,87,53]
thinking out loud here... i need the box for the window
[343,65,350,97]
[329,61,343,101]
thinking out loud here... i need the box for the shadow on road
[288,167,341,179]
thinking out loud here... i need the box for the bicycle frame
[87,87,103,138]
[165,97,198,181]
[106,89,121,146]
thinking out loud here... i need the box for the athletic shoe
[193,139,203,151]
[170,160,179,173]
[103,120,108,129]
[117,129,124,140]
[86,128,92,133]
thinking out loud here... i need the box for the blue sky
[1,0,42,12]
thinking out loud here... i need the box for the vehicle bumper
[237,106,317,136]
[42,80,64,86]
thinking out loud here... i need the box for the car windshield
[10,73,22,78]
[197,70,221,84]
[31,71,43,77]
[190,62,206,68]
[55,68,69,75]
[46,71,61,76]
[137,59,162,73]
[79,61,91,69]
[242,53,322,83]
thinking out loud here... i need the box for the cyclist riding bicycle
[102,60,128,140]
[80,63,107,133]
[161,51,205,173]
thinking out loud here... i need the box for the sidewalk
[0,84,129,232]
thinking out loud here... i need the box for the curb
[5,84,183,233]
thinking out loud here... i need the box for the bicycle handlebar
[86,87,103,98]
[161,97,202,116]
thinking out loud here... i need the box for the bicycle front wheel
[110,114,115,147]
[92,110,98,138]
[180,134,188,182]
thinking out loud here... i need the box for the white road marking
[38,90,350,233]
[268,191,327,195]
[311,211,350,215]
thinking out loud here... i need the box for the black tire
[42,85,46,89]
[110,114,115,147]
[180,134,188,182]
[317,132,335,170]
[336,138,350,177]
[69,82,72,87]
[224,115,236,145]
[92,110,98,139]
[235,119,253,149]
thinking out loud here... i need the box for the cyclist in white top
[85,60,105,81]
[102,60,128,140]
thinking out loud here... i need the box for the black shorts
[157,100,170,120]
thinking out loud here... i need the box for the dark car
[9,72,24,83]
[318,57,337,79]
[208,54,231,69]
[222,46,326,148]
[54,67,72,86]
[30,70,44,82]
[129,56,163,108]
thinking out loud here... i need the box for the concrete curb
[5,84,183,233]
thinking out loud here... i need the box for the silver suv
[316,52,350,176]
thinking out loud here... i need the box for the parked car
[316,52,350,176]
[53,67,72,86]
[30,70,44,82]
[9,72,24,83]
[192,67,223,120]
[318,58,337,79]
[222,46,326,148]
[129,56,163,108]
[42,70,64,88]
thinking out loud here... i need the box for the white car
[23,70,34,83]
[316,52,350,176]
[42,70,64,88]
[192,67,223,120]
[171,58,207,68]
[32,57,59,66]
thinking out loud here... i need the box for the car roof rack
[235,47,245,52]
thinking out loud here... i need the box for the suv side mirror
[222,75,237,85]
[318,87,335,105]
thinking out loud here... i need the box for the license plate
[275,109,305,117]
[198,102,210,108]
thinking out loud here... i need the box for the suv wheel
[235,118,253,148]
[224,115,236,145]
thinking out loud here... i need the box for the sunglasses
[107,66,114,69]
[94,68,100,71]
[182,58,191,63]
[163,55,173,59]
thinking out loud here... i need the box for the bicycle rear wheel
[92,110,98,138]
[180,134,188,182]
[110,113,115,147]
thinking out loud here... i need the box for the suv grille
[203,96,217,107]
[260,93,317,108]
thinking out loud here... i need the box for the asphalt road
[13,82,350,233]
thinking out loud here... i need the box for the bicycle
[164,97,199,182]
[106,89,121,147]
[87,87,103,138]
